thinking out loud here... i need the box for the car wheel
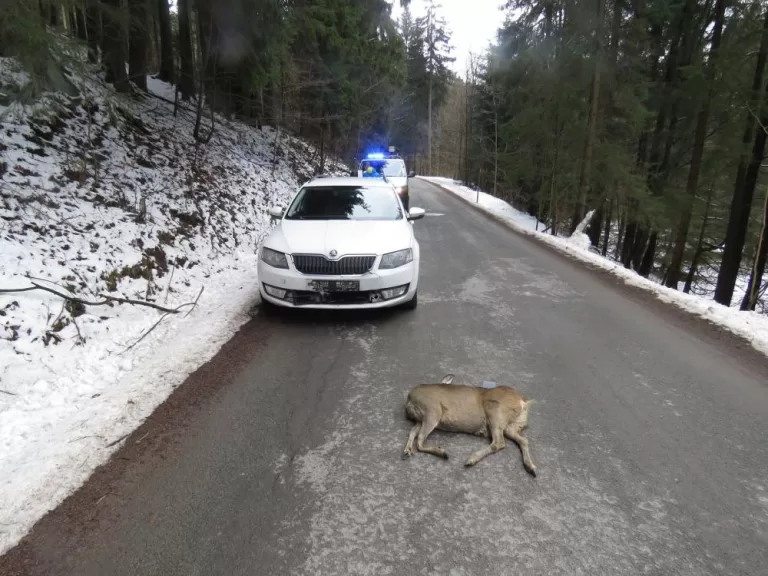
[403,291,417,310]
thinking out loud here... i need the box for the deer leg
[402,423,420,459]
[415,411,448,459]
[465,425,505,467]
[505,425,536,477]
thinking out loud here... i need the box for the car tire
[403,291,418,310]
[259,296,279,316]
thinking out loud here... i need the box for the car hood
[269,219,413,256]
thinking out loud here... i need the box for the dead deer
[402,374,537,476]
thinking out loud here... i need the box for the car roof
[303,176,394,188]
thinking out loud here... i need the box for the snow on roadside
[1,254,260,552]
[422,176,768,357]
[0,60,344,554]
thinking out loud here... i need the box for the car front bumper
[257,259,419,309]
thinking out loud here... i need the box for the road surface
[3,178,768,576]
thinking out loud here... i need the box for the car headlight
[395,186,407,195]
[379,248,413,269]
[261,247,289,269]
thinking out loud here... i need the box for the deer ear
[441,374,455,384]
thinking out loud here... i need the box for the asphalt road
[3,178,768,576]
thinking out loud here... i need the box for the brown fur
[402,374,537,476]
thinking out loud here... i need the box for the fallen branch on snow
[121,286,204,353]
[0,280,199,315]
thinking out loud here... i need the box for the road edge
[0,314,273,576]
[418,177,768,366]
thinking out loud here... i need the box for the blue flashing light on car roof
[366,152,385,160]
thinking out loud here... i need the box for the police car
[356,148,415,211]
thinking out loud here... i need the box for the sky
[390,0,505,74]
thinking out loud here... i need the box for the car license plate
[308,280,360,292]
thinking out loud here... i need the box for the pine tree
[128,0,149,91]
[715,9,768,306]
[420,1,453,174]
[156,0,174,83]
[101,0,130,93]
[177,0,195,100]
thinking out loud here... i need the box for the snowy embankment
[422,176,768,358]
[0,58,342,553]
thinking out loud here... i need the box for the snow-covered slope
[422,177,768,358]
[0,60,345,553]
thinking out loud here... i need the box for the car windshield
[360,159,406,177]
[285,186,402,221]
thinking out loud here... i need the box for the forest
[0,0,453,176]
[433,0,767,311]
[1,0,766,310]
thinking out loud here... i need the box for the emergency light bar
[366,152,385,159]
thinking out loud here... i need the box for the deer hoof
[464,459,475,467]
[525,463,537,477]
[402,450,412,460]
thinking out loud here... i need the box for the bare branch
[183,286,205,318]
[0,280,198,315]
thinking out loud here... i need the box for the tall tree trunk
[637,231,657,277]
[631,227,648,271]
[683,183,714,293]
[39,0,50,23]
[741,186,768,311]
[572,0,603,234]
[319,112,326,175]
[587,193,604,247]
[196,0,216,104]
[621,213,637,268]
[49,0,60,27]
[75,6,88,42]
[464,63,471,183]
[101,0,131,93]
[85,0,100,63]
[615,205,625,260]
[493,90,498,197]
[428,73,433,175]
[177,0,195,100]
[715,10,768,305]
[128,0,149,91]
[665,0,727,289]
[156,0,174,83]
[602,195,613,257]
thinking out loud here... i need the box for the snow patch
[0,64,346,554]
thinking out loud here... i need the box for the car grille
[292,254,376,275]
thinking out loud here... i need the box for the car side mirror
[408,171,416,178]
[269,206,284,219]
[407,207,425,221]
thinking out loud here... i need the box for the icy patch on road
[423,177,768,358]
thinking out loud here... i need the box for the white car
[356,154,413,210]
[257,177,425,311]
